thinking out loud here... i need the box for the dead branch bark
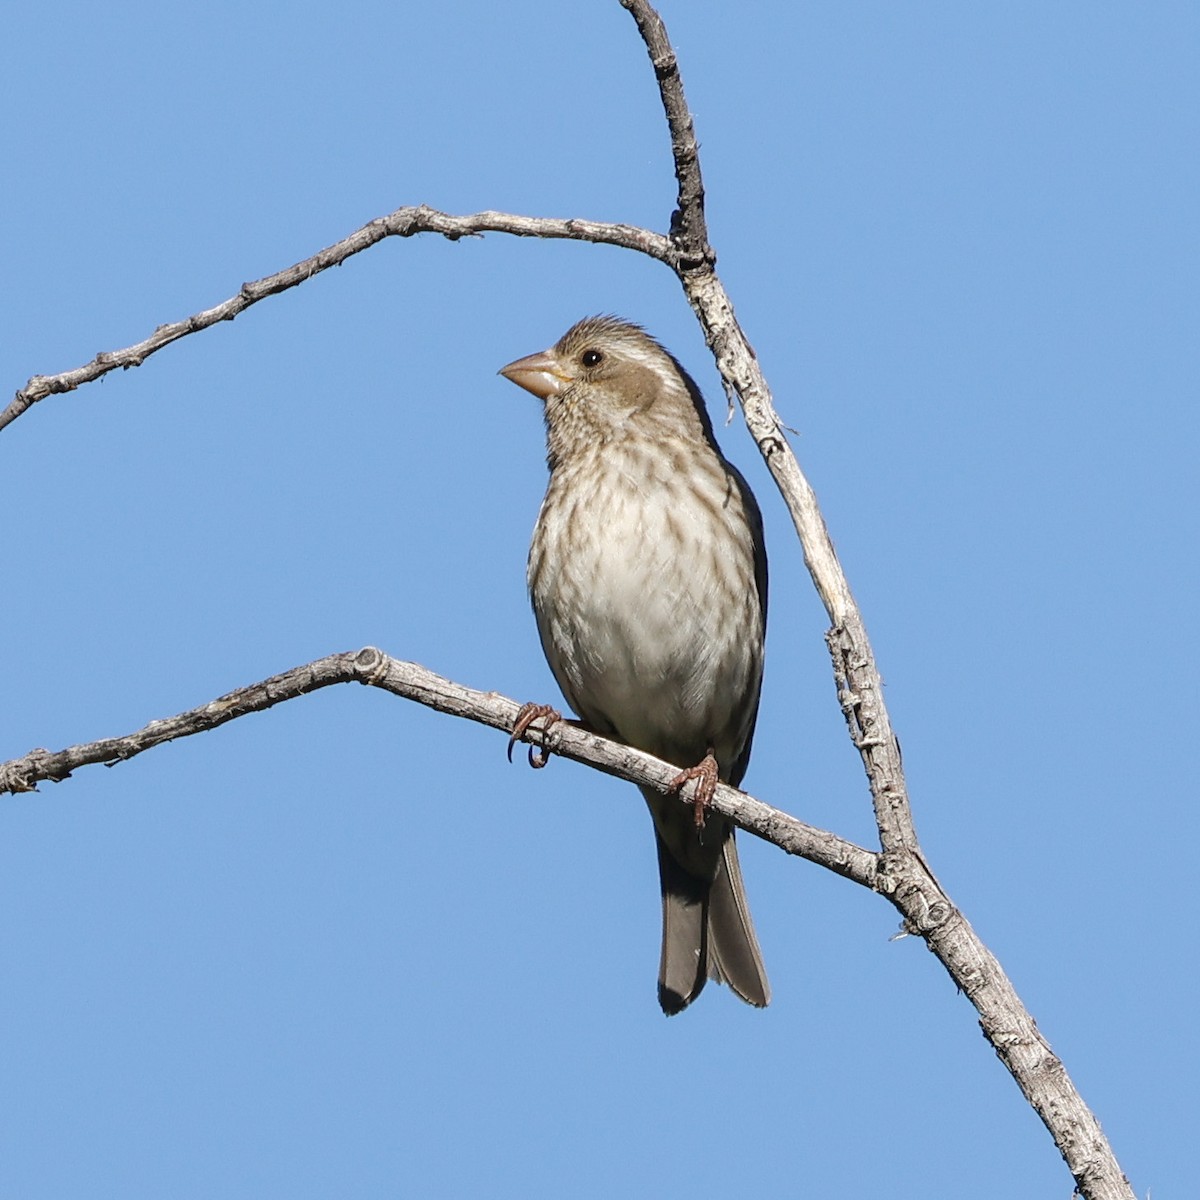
[0,636,1131,1197]
[0,210,671,434]
[0,648,876,889]
[618,2,1131,1194]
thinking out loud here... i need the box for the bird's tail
[648,794,770,1015]
[706,830,771,1008]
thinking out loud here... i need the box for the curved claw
[667,749,720,830]
[508,702,563,769]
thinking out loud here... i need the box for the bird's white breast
[528,437,763,769]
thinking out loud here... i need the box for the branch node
[353,645,388,685]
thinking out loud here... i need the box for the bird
[499,315,770,1015]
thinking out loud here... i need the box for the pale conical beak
[498,349,572,400]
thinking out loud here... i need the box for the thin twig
[0,208,672,433]
[619,0,711,263]
[620,0,913,852]
[0,647,877,889]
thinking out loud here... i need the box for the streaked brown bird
[499,316,769,1015]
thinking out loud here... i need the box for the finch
[500,316,769,1014]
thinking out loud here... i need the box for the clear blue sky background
[2,2,1195,1196]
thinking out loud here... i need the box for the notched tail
[654,826,770,1015]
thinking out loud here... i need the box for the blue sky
[3,1,1196,1196]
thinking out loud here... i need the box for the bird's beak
[498,349,572,400]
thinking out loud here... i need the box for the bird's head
[499,316,715,464]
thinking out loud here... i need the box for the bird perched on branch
[500,316,769,1015]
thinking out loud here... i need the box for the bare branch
[1,640,1130,1198]
[619,0,711,264]
[917,895,1135,1200]
[621,2,912,850]
[0,647,876,890]
[1,208,672,434]
[619,5,1133,1198]
[618,0,912,857]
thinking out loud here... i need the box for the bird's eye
[581,349,604,368]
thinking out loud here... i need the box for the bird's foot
[507,702,563,769]
[668,750,720,829]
